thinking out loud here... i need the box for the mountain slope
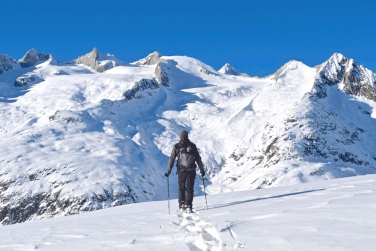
[222,53,376,190]
[0,51,376,225]
[1,174,375,250]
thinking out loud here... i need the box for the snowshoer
[165,130,205,213]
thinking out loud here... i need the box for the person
[165,130,205,213]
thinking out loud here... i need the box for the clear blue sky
[1,0,375,77]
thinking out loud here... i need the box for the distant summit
[132,51,162,65]
[72,48,124,72]
[218,63,239,76]
[0,49,54,74]
[18,48,54,68]
[0,54,18,74]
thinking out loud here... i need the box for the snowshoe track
[173,211,222,251]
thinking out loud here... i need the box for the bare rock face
[14,76,36,87]
[122,79,159,100]
[72,48,120,72]
[199,68,211,75]
[0,181,136,225]
[0,54,17,74]
[73,48,104,72]
[38,52,50,61]
[154,63,170,86]
[219,63,239,76]
[19,49,40,68]
[133,51,162,65]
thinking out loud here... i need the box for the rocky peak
[218,63,239,76]
[0,54,17,74]
[19,48,40,68]
[133,51,162,65]
[313,53,376,101]
[72,48,108,72]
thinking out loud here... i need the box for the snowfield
[0,48,376,225]
[0,174,375,250]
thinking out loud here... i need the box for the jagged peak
[218,63,239,76]
[19,48,41,68]
[19,48,38,61]
[83,47,100,60]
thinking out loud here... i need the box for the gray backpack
[178,145,195,170]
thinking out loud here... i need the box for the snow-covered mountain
[0,49,375,225]
[218,63,239,76]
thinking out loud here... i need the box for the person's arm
[193,144,205,176]
[165,145,178,177]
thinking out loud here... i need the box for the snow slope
[0,50,376,225]
[0,174,375,250]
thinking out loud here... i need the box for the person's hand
[200,172,205,177]
[165,172,169,177]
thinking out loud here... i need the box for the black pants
[178,170,196,207]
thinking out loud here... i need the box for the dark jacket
[166,131,205,175]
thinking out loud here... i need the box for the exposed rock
[0,54,17,74]
[38,52,49,61]
[14,76,36,87]
[122,78,159,101]
[72,48,120,72]
[312,53,376,102]
[154,63,170,86]
[73,48,104,72]
[133,51,162,65]
[0,187,136,225]
[199,68,211,75]
[249,54,376,175]
[19,48,39,68]
[219,63,239,76]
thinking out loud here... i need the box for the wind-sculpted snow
[0,50,376,225]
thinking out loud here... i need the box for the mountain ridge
[0,50,375,225]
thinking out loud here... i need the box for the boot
[179,204,186,213]
[185,205,193,213]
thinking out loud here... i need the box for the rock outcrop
[133,51,162,65]
[0,55,17,74]
[154,62,170,86]
[72,48,121,72]
[17,49,54,69]
[14,76,36,87]
[19,49,40,68]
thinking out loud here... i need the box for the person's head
[180,130,189,143]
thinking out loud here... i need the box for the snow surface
[1,51,376,224]
[0,174,375,250]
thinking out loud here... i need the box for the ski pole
[167,176,170,215]
[202,178,208,210]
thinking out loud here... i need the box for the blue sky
[1,0,375,77]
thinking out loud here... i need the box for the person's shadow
[196,189,325,211]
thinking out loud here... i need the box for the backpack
[178,144,195,170]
